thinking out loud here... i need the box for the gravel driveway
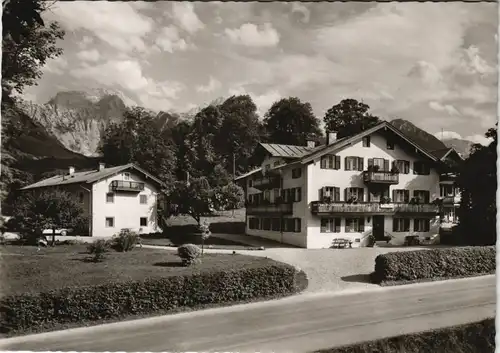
[142,244,431,294]
[239,247,427,293]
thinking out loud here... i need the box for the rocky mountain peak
[22,90,128,157]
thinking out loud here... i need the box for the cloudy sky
[25,1,497,145]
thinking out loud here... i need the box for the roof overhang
[300,122,439,165]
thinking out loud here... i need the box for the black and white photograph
[0,0,497,351]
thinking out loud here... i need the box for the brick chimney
[326,131,337,145]
[306,140,315,148]
[69,166,75,175]
[99,163,105,171]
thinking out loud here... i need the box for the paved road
[1,275,495,352]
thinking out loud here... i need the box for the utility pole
[232,152,236,217]
[232,152,236,179]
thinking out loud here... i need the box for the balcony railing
[311,201,439,215]
[246,202,293,215]
[442,195,461,205]
[252,176,281,190]
[363,171,399,184]
[439,173,457,184]
[111,180,145,192]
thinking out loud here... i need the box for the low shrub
[315,318,495,353]
[0,264,307,334]
[111,229,140,252]
[372,246,495,284]
[87,239,110,262]
[177,243,202,266]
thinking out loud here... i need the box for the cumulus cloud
[43,56,68,75]
[50,2,153,52]
[428,101,460,116]
[78,36,94,49]
[154,26,188,53]
[434,130,493,146]
[70,60,184,111]
[196,77,222,93]
[228,86,280,116]
[225,23,280,47]
[172,2,205,34]
[457,45,496,76]
[77,49,101,62]
[291,3,311,23]
[464,134,493,146]
[434,131,462,140]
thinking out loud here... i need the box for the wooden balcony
[253,176,281,190]
[363,171,399,184]
[311,201,439,216]
[111,180,145,192]
[439,173,457,184]
[442,195,461,205]
[246,202,293,215]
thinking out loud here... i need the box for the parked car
[42,228,73,236]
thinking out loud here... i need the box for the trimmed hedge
[0,264,307,334]
[315,318,495,353]
[372,246,495,284]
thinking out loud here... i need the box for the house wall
[245,156,308,247]
[306,131,441,249]
[91,171,161,238]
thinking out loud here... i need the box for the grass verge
[0,244,307,336]
[313,318,495,353]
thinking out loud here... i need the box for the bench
[331,238,352,249]
[403,235,420,246]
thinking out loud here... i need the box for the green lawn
[166,208,245,226]
[0,244,278,297]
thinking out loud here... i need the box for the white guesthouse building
[21,163,163,238]
[235,121,462,248]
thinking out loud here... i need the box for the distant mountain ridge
[20,90,128,156]
[21,89,195,157]
[389,119,473,158]
[441,138,475,158]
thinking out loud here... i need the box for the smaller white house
[21,163,163,238]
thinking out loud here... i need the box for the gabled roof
[259,143,315,158]
[21,163,163,190]
[300,121,439,165]
[429,148,452,160]
[430,147,464,161]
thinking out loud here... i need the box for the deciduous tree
[100,107,176,192]
[456,125,497,245]
[263,97,322,146]
[323,99,381,138]
[216,95,263,174]
[11,189,88,245]
[169,177,215,225]
[2,0,65,102]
